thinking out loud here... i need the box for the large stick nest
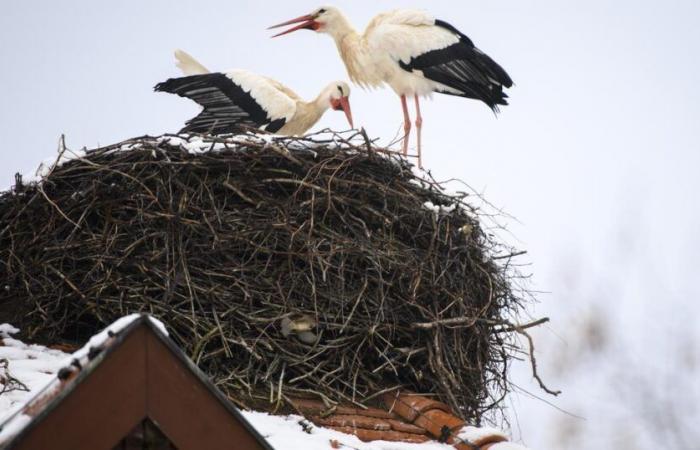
[0,131,529,422]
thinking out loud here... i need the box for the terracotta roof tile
[311,414,392,431]
[47,342,79,353]
[414,408,465,440]
[383,391,452,422]
[326,426,432,443]
[288,397,395,420]
[286,391,525,449]
[385,418,427,434]
[332,405,396,420]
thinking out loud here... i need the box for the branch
[411,316,478,330]
[513,324,561,396]
[495,317,549,333]
[493,250,527,260]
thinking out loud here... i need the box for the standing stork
[155,50,353,136]
[269,7,513,167]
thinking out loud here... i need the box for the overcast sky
[2,1,699,448]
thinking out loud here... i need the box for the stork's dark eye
[318,8,326,14]
[337,85,343,93]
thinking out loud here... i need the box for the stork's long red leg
[400,95,411,156]
[414,95,423,169]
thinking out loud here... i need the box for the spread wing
[155,71,296,134]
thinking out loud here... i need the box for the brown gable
[4,316,273,450]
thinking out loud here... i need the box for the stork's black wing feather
[154,73,286,134]
[399,19,513,111]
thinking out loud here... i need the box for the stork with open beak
[269,7,513,167]
[154,49,353,136]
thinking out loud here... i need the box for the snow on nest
[25,133,271,185]
[153,133,274,154]
[21,131,371,188]
[152,131,371,156]
[423,201,458,215]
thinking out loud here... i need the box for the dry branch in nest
[0,130,538,423]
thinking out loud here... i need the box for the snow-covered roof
[0,316,529,449]
[0,314,168,443]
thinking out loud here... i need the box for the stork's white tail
[174,49,210,75]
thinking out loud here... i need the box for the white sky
[1,1,699,448]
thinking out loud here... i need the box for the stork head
[269,6,347,38]
[324,82,353,129]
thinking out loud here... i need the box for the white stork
[269,7,513,167]
[155,49,353,136]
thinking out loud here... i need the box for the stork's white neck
[311,89,333,115]
[331,31,383,89]
[280,94,329,136]
[321,11,355,41]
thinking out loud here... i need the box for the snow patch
[455,426,529,449]
[423,201,457,215]
[241,411,453,450]
[487,443,530,450]
[66,313,167,364]
[457,425,508,444]
[0,325,19,338]
[157,133,277,154]
[0,414,31,443]
[0,330,68,424]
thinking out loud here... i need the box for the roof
[0,315,272,450]
[0,316,529,450]
[285,393,518,449]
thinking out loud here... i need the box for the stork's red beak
[331,96,354,129]
[268,14,320,37]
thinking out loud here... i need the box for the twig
[495,317,549,333]
[512,325,561,396]
[412,316,478,330]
